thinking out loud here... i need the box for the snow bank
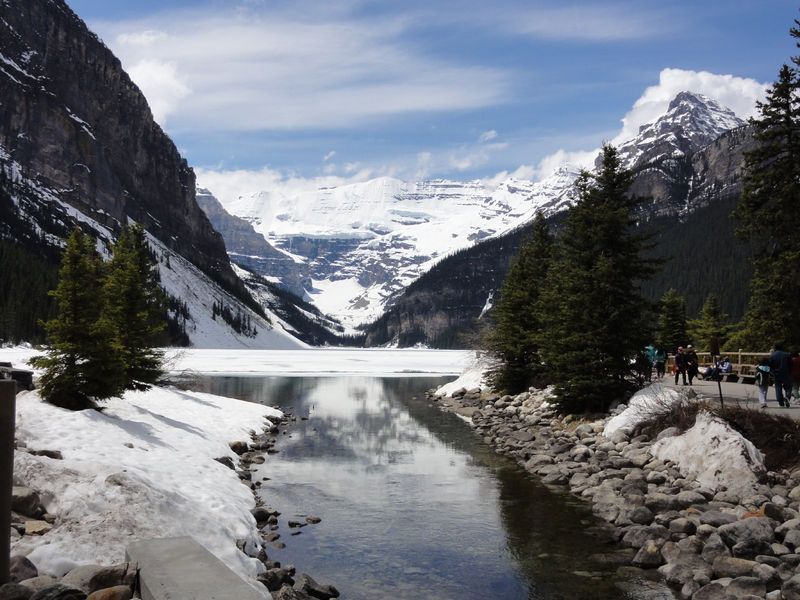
[12,386,281,596]
[434,355,490,397]
[650,411,766,496]
[603,384,683,438]
[166,348,473,376]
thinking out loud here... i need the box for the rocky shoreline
[430,384,800,600]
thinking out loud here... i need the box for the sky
[67,0,796,202]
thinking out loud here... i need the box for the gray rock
[251,507,272,523]
[785,529,800,550]
[622,525,670,549]
[85,586,132,600]
[61,566,105,593]
[9,557,37,584]
[702,534,731,564]
[699,511,738,527]
[18,578,58,594]
[692,581,728,600]
[718,517,775,549]
[725,576,766,597]
[29,585,86,600]
[273,586,311,600]
[784,574,800,600]
[11,488,43,519]
[629,506,654,525]
[229,441,248,455]
[674,490,706,508]
[257,568,294,591]
[293,574,339,599]
[213,456,235,470]
[0,583,33,600]
[656,427,681,441]
[669,517,696,535]
[712,556,758,578]
[632,539,663,568]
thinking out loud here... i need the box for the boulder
[718,517,775,549]
[11,488,43,519]
[293,574,339,600]
[85,588,132,600]
[229,441,248,455]
[23,521,51,536]
[622,525,670,549]
[712,556,758,578]
[29,585,86,600]
[9,557,38,584]
[273,585,312,600]
[725,576,766,597]
[692,581,728,600]
[701,533,731,564]
[213,456,235,470]
[0,583,33,600]
[632,540,663,568]
[784,574,800,600]
[17,579,57,595]
[258,568,294,591]
[699,511,738,527]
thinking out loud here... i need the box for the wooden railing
[665,350,770,379]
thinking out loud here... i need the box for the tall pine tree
[688,294,731,356]
[104,224,166,390]
[536,146,655,413]
[31,229,126,410]
[657,289,688,353]
[734,28,800,349]
[486,212,552,393]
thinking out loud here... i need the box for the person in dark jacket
[769,344,793,408]
[685,345,699,385]
[674,346,688,386]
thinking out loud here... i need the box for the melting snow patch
[603,384,682,438]
[12,386,280,597]
[650,411,765,496]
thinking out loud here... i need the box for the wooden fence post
[0,380,16,585]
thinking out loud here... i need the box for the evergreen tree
[734,32,800,349]
[657,289,688,353]
[688,294,731,356]
[31,229,126,410]
[536,145,655,413]
[104,224,166,390]
[486,212,552,393]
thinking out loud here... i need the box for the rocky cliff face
[0,0,239,293]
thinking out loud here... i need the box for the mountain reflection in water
[185,375,673,600]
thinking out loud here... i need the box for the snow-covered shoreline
[11,385,281,597]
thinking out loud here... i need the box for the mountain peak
[616,91,744,169]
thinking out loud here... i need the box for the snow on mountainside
[203,91,746,331]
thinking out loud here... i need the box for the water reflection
[186,376,672,600]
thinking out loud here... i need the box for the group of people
[672,345,700,386]
[755,345,800,409]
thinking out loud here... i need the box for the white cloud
[479,129,498,143]
[127,59,190,125]
[534,68,768,181]
[101,5,512,130]
[323,150,336,162]
[505,4,674,42]
[482,164,536,189]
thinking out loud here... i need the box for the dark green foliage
[536,146,655,413]
[657,289,688,353]
[486,213,552,393]
[104,225,166,390]
[164,294,191,347]
[31,229,126,410]
[688,294,731,355]
[212,300,257,337]
[734,48,800,349]
[0,240,58,343]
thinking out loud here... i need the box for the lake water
[186,375,672,600]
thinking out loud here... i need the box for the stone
[631,539,663,568]
[229,441,248,455]
[213,456,235,470]
[273,585,312,600]
[0,583,33,600]
[725,576,766,597]
[11,488,43,519]
[61,566,106,593]
[692,581,728,600]
[251,507,272,523]
[763,502,785,521]
[622,525,670,549]
[85,587,132,600]
[702,534,731,564]
[293,574,339,600]
[305,516,321,525]
[18,579,58,594]
[718,517,775,549]
[257,569,294,592]
[84,564,136,594]
[699,510,738,527]
[23,521,51,536]
[712,556,758,578]
[785,529,800,550]
[644,493,676,512]
[9,557,38,584]
[656,427,681,441]
[784,574,800,600]
[669,517,696,535]
[629,506,654,525]
[28,585,87,600]
[28,450,63,460]
[674,490,706,508]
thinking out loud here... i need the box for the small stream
[187,375,672,600]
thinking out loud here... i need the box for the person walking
[685,345,699,385]
[755,358,772,409]
[654,348,667,379]
[674,346,688,386]
[790,351,800,404]
[769,344,793,408]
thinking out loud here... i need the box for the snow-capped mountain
[205,91,746,330]
[615,91,745,169]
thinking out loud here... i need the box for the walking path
[659,376,800,418]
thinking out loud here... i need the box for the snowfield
[11,386,281,597]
